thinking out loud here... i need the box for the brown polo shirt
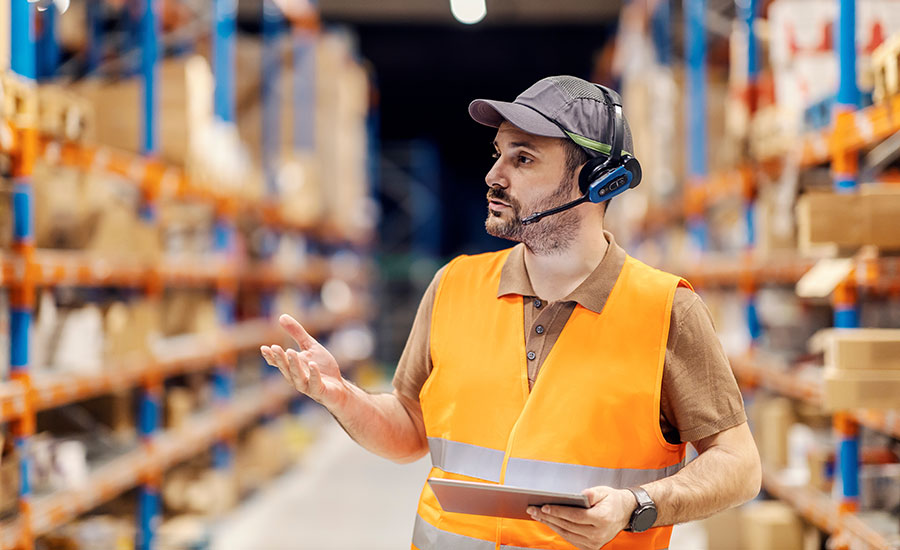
[392,230,746,444]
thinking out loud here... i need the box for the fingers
[279,314,316,350]
[528,506,588,531]
[287,349,310,391]
[307,361,324,395]
[261,346,287,378]
[534,504,590,524]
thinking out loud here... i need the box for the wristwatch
[624,487,657,533]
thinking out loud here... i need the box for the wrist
[324,377,355,413]
[617,489,638,531]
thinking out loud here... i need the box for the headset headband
[593,84,624,165]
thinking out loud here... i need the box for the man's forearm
[642,424,761,526]
[327,382,429,464]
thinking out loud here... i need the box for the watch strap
[625,486,655,533]
[627,486,653,508]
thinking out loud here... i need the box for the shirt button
[533,299,542,309]
[527,351,536,361]
[535,325,544,335]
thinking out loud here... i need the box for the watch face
[632,506,657,533]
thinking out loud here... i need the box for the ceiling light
[450,0,486,25]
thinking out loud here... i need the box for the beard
[485,175,581,255]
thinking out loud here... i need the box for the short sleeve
[659,288,747,443]
[391,265,448,402]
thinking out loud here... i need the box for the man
[261,76,761,550]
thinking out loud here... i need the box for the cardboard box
[701,506,742,550]
[811,328,900,370]
[71,59,191,165]
[749,397,795,469]
[797,187,900,252]
[824,367,900,410]
[739,501,803,550]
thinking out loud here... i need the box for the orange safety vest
[412,248,690,550]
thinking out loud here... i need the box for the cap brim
[468,99,566,138]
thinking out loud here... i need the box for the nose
[485,158,508,190]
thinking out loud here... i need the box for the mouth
[488,199,511,211]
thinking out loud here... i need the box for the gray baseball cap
[469,75,633,158]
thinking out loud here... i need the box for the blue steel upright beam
[739,0,762,344]
[86,0,103,74]
[684,0,708,250]
[212,0,238,473]
[831,0,861,516]
[650,0,671,66]
[262,0,283,196]
[37,9,58,79]
[214,0,237,123]
[10,1,37,548]
[136,1,161,548]
[212,217,237,469]
[833,0,859,192]
[140,0,159,155]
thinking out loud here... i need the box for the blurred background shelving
[3,0,900,549]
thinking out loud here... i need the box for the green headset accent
[563,129,633,158]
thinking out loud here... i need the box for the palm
[265,314,347,408]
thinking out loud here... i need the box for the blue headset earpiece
[577,86,643,203]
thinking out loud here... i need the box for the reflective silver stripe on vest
[412,514,495,550]
[427,437,683,493]
[428,437,505,482]
[413,515,567,550]
[505,456,683,494]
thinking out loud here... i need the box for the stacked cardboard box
[815,328,900,410]
[796,186,900,253]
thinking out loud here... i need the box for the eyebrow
[492,140,540,152]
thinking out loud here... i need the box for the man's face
[485,122,582,254]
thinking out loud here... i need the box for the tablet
[427,478,590,521]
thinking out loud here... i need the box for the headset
[521,84,642,225]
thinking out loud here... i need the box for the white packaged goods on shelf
[768,0,900,127]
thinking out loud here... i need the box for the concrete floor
[212,409,707,550]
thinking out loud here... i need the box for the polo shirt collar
[496,230,626,315]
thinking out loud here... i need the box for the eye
[491,151,500,159]
[517,155,532,165]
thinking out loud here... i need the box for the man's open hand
[261,314,348,410]
[527,486,636,550]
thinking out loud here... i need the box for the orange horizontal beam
[0,251,368,289]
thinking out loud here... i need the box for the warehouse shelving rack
[1,0,373,549]
[626,0,900,547]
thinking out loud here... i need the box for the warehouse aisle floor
[212,408,432,550]
[212,408,707,550]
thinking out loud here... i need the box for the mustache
[486,189,518,207]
